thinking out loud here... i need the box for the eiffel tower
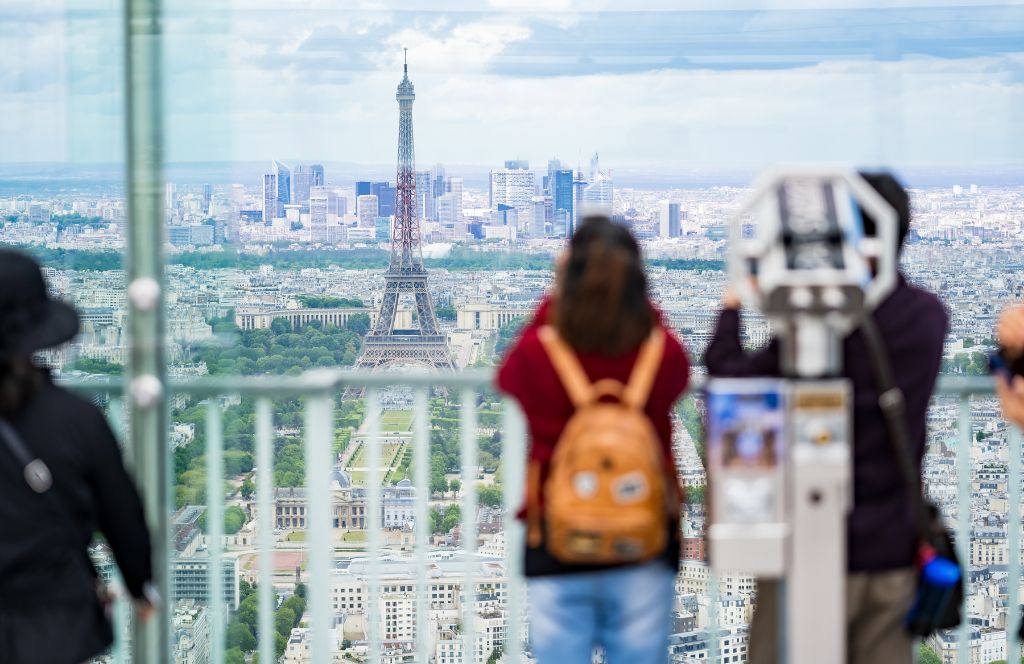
[353,52,455,373]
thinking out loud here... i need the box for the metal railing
[73,369,526,664]
[70,371,1020,664]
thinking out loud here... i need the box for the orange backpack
[527,325,679,565]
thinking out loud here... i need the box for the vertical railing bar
[413,388,430,664]
[708,569,720,663]
[461,388,479,664]
[104,396,129,664]
[123,0,169,655]
[501,400,527,664]
[256,398,275,664]
[957,396,972,664]
[206,401,225,664]
[1008,425,1022,663]
[366,389,382,664]
[306,392,334,664]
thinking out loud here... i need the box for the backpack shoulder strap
[537,325,594,407]
[622,327,666,411]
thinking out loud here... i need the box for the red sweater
[496,296,691,518]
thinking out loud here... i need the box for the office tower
[529,196,548,238]
[446,177,463,222]
[589,152,600,180]
[357,195,378,227]
[274,161,291,208]
[416,171,433,221]
[356,181,373,198]
[202,184,212,214]
[552,169,574,235]
[489,168,536,219]
[375,182,396,217]
[659,201,681,238]
[165,182,177,210]
[504,159,529,170]
[353,54,454,373]
[292,164,321,206]
[545,159,562,195]
[572,172,588,236]
[583,172,614,212]
[431,164,446,221]
[262,172,277,223]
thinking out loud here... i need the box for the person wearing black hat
[0,249,155,663]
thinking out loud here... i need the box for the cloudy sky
[3,0,1024,172]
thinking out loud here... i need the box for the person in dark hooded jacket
[0,249,154,664]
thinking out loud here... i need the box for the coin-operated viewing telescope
[706,167,899,664]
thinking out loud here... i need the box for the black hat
[0,249,80,358]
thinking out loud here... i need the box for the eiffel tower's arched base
[343,336,456,399]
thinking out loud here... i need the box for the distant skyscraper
[545,159,562,195]
[415,171,433,221]
[357,195,378,227]
[202,184,212,214]
[355,181,395,217]
[573,172,588,234]
[292,164,322,206]
[165,182,177,210]
[505,159,529,170]
[659,201,681,238]
[583,172,614,212]
[274,161,291,208]
[446,177,463,222]
[375,182,396,217]
[490,168,536,227]
[262,173,278,223]
[552,169,574,235]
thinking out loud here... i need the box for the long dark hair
[0,355,42,418]
[554,215,654,355]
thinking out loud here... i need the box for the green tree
[276,632,287,658]
[435,304,457,321]
[226,621,257,652]
[276,607,296,637]
[225,647,246,664]
[917,644,942,664]
[477,485,503,508]
[239,579,256,602]
[494,317,527,357]
[295,582,307,599]
[282,594,306,626]
[241,478,255,500]
[442,504,462,533]
[449,478,462,496]
[198,505,247,534]
[344,313,371,336]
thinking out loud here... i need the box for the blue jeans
[528,561,675,664]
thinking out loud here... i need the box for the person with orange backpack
[497,215,691,664]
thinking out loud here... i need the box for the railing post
[365,389,383,663]
[414,388,431,664]
[501,400,527,664]
[124,0,168,658]
[461,388,478,664]
[255,399,276,664]
[957,396,972,664]
[1008,425,1022,663]
[205,402,225,664]
[305,393,335,664]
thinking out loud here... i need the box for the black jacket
[705,275,949,571]
[0,373,152,608]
